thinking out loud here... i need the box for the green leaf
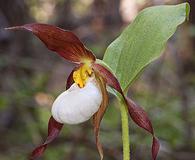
[103,3,190,91]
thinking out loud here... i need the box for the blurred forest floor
[0,0,195,160]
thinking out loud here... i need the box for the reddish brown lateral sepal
[93,63,160,160]
[5,23,95,63]
[30,116,63,160]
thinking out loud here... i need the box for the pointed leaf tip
[185,3,190,21]
[6,23,96,63]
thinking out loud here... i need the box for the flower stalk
[120,101,130,160]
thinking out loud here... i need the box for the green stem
[120,101,130,160]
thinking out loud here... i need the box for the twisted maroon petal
[126,98,160,160]
[30,117,63,159]
[30,69,75,159]
[93,63,160,160]
[127,98,153,133]
[5,23,96,63]
[93,73,109,160]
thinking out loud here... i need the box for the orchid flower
[6,23,159,160]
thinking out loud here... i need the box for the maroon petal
[5,23,96,63]
[127,98,153,133]
[93,63,160,160]
[66,66,80,89]
[126,98,160,160]
[92,64,123,94]
[30,69,75,159]
[152,136,160,160]
[93,73,109,160]
[30,116,63,159]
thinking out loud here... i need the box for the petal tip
[4,26,23,30]
[152,137,160,160]
[4,25,33,32]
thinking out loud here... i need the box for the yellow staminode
[73,64,92,88]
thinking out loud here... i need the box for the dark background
[0,0,195,160]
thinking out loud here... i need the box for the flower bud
[51,78,102,124]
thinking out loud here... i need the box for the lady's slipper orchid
[6,23,160,160]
